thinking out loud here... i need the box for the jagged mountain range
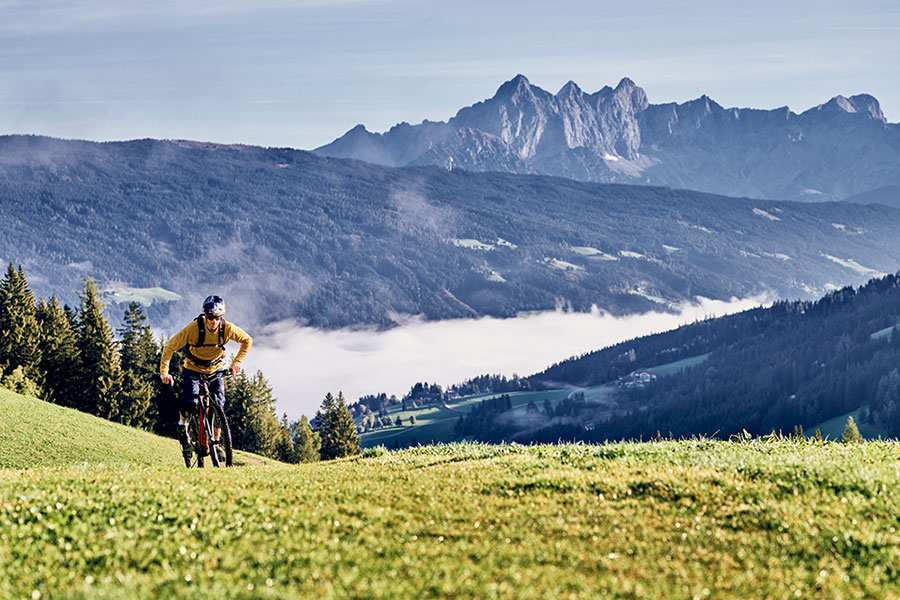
[4,136,900,331]
[315,75,900,203]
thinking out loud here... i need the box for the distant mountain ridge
[4,135,900,330]
[315,75,900,202]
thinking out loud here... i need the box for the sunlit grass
[3,433,900,598]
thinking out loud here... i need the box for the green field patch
[4,439,900,598]
[628,288,666,304]
[807,408,888,441]
[103,283,182,306]
[870,325,895,341]
[358,390,573,449]
[577,384,619,403]
[644,353,711,377]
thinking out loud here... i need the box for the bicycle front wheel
[188,413,206,468]
[207,402,234,467]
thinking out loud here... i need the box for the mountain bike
[182,371,234,468]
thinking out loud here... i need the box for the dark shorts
[181,369,226,413]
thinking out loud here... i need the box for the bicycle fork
[199,404,222,467]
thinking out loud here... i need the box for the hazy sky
[1,0,897,149]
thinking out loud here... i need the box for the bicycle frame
[185,370,233,468]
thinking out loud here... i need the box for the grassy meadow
[3,388,900,598]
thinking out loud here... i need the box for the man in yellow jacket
[160,295,252,462]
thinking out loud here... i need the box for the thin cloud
[244,296,769,420]
[0,0,394,35]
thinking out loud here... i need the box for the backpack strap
[195,315,205,347]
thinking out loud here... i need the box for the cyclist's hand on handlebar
[230,362,242,377]
[160,373,174,386]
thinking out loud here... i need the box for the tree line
[0,263,359,462]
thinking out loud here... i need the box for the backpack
[185,315,227,368]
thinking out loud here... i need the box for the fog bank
[243,296,768,419]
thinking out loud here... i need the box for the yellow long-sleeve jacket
[160,317,252,375]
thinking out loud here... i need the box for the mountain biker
[159,295,252,463]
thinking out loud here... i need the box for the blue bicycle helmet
[202,295,226,317]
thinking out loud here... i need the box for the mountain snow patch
[822,254,880,276]
[619,250,645,259]
[570,246,618,260]
[448,238,495,251]
[603,154,619,161]
[753,208,781,221]
[544,258,583,272]
[677,220,713,234]
[831,223,865,235]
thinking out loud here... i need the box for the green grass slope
[0,388,275,469]
[0,388,179,469]
[3,438,899,598]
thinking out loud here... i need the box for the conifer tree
[314,392,335,456]
[273,413,298,464]
[227,369,281,457]
[317,391,360,460]
[292,415,320,463]
[76,278,123,419]
[0,264,42,380]
[117,302,159,429]
[36,296,82,408]
[842,416,864,443]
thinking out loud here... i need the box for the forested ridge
[3,135,900,330]
[510,273,900,442]
[0,264,357,463]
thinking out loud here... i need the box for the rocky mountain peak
[314,76,897,202]
[495,74,533,98]
[848,94,886,121]
[557,80,583,97]
[614,77,637,92]
[811,94,885,121]
[610,77,649,112]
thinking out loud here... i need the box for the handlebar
[158,369,236,386]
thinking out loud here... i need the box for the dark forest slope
[520,274,900,441]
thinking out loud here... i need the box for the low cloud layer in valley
[243,296,769,419]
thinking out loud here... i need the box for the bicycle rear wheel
[207,402,234,467]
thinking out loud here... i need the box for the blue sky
[1,0,897,150]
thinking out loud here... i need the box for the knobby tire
[209,402,234,467]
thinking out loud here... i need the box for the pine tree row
[0,263,358,463]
